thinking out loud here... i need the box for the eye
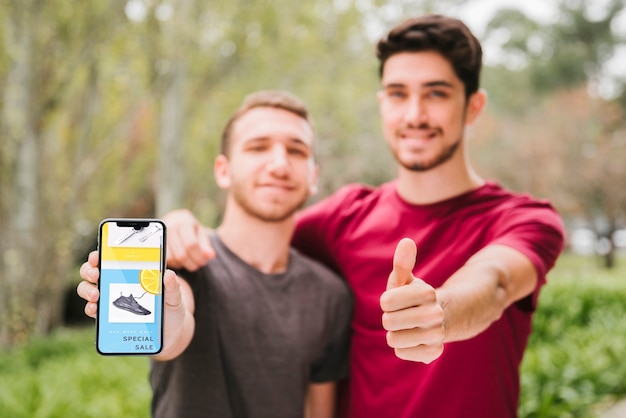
[288,147,309,157]
[427,89,449,99]
[387,90,407,99]
[244,142,268,152]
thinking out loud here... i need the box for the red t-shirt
[293,181,564,418]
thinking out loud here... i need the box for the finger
[393,343,444,364]
[77,281,100,303]
[386,325,445,350]
[387,238,417,290]
[163,210,201,269]
[380,278,435,314]
[166,223,212,271]
[165,223,186,269]
[87,250,99,267]
[197,226,216,259]
[179,226,214,270]
[381,301,444,331]
[84,302,97,319]
[77,280,99,319]
[79,261,100,284]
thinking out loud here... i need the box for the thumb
[162,270,182,309]
[387,238,417,290]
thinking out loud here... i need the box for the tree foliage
[1,0,463,345]
[484,0,626,96]
[475,0,626,267]
[0,0,624,346]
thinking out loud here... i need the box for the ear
[214,154,231,190]
[377,90,385,110]
[465,89,487,126]
[308,160,319,196]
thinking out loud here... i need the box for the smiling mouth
[400,128,437,139]
[258,184,295,192]
[399,135,435,149]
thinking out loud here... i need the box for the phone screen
[96,219,166,355]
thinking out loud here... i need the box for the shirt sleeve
[491,198,565,310]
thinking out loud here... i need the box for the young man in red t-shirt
[162,15,564,418]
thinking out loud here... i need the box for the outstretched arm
[77,251,196,361]
[437,244,537,342]
[380,238,537,363]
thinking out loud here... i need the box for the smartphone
[96,218,166,355]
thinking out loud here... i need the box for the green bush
[0,254,624,417]
[519,253,626,417]
[0,328,151,418]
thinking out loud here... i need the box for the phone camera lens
[133,226,143,231]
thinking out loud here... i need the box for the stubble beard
[233,187,307,223]
[396,139,461,172]
[396,135,462,172]
[393,107,468,172]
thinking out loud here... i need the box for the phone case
[96,218,166,355]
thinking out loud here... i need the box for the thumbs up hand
[380,238,445,364]
[386,237,417,290]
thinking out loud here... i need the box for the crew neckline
[388,179,498,209]
[210,232,293,282]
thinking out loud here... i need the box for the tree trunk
[156,60,186,217]
[154,0,193,217]
[604,246,615,269]
[0,4,40,347]
[0,1,75,347]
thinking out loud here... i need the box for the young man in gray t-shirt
[78,90,352,418]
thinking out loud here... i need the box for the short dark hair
[221,90,312,157]
[376,14,482,99]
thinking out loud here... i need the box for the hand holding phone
[96,219,166,355]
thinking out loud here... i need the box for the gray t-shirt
[150,233,352,418]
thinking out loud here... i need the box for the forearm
[305,381,337,418]
[437,263,507,342]
[153,277,196,361]
[153,305,195,361]
[437,245,537,343]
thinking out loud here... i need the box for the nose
[266,144,289,175]
[403,96,426,126]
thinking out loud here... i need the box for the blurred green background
[1,0,625,416]
[1,254,625,417]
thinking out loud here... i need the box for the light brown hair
[220,90,312,157]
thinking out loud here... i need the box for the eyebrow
[383,80,455,89]
[243,136,312,147]
[424,80,455,89]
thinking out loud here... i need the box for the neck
[395,145,484,205]
[217,204,294,274]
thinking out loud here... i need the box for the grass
[0,328,151,418]
[0,253,625,417]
